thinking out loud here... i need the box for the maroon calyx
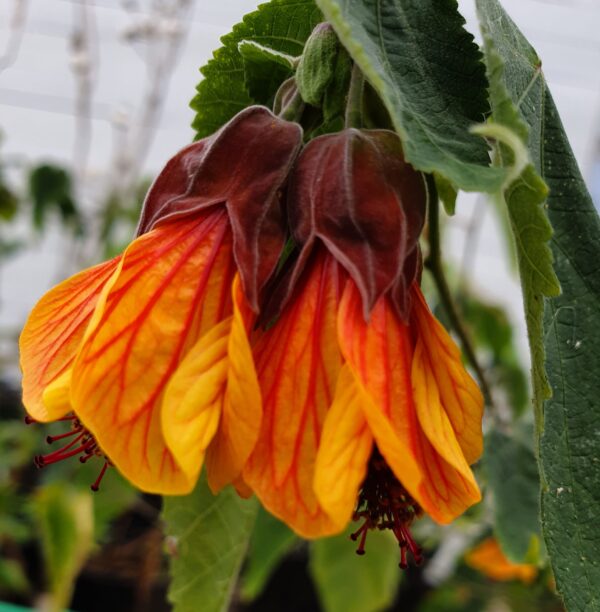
[262,128,426,326]
[135,105,304,313]
[351,448,423,569]
[27,414,112,492]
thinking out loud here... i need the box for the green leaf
[475,3,560,424]
[191,0,322,138]
[238,40,295,104]
[0,183,18,221]
[314,0,506,192]
[240,507,298,601]
[162,474,258,612]
[309,527,400,612]
[32,484,94,612]
[484,429,540,563]
[476,1,600,610]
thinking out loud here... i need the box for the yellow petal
[71,211,235,494]
[205,276,262,493]
[338,281,481,524]
[244,252,343,538]
[314,365,373,529]
[161,317,229,485]
[411,286,484,464]
[19,257,120,421]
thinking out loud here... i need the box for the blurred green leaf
[435,173,458,216]
[484,430,540,563]
[309,527,400,612]
[241,507,298,601]
[28,164,82,234]
[0,183,18,222]
[477,2,600,610]
[459,291,528,416]
[476,2,560,427]
[32,483,94,612]
[0,559,29,596]
[191,0,322,138]
[162,474,258,612]
[315,0,506,192]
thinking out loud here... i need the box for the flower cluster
[20,106,483,565]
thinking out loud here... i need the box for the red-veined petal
[19,257,120,421]
[205,276,262,493]
[338,282,481,524]
[313,365,373,529]
[244,251,343,537]
[411,285,484,464]
[71,209,235,494]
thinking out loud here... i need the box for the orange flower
[242,129,483,564]
[20,107,302,495]
[465,538,538,583]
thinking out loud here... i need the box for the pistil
[351,448,424,569]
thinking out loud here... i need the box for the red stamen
[29,413,111,490]
[91,461,110,492]
[351,448,424,570]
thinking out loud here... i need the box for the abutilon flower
[242,128,484,565]
[465,538,537,583]
[19,106,303,495]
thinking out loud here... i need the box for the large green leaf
[191,0,322,137]
[240,507,298,601]
[476,2,560,423]
[314,0,505,192]
[476,1,600,610]
[309,527,400,612]
[484,430,540,563]
[162,476,258,612]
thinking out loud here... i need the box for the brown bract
[272,128,426,321]
[136,105,303,312]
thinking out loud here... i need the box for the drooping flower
[465,538,538,583]
[19,106,303,494]
[242,128,484,561]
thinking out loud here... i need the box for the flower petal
[411,286,484,464]
[314,365,373,529]
[465,538,537,583]
[204,276,262,493]
[244,251,343,537]
[71,210,235,494]
[19,257,120,421]
[338,281,481,524]
[161,317,229,486]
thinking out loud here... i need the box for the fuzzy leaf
[477,1,600,610]
[314,0,506,192]
[163,474,258,612]
[484,429,540,563]
[476,8,560,422]
[191,0,322,137]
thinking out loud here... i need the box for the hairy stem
[345,63,365,129]
[424,174,494,407]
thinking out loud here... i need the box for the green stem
[279,88,305,123]
[345,63,365,129]
[424,174,494,407]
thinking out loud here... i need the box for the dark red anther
[24,415,36,425]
